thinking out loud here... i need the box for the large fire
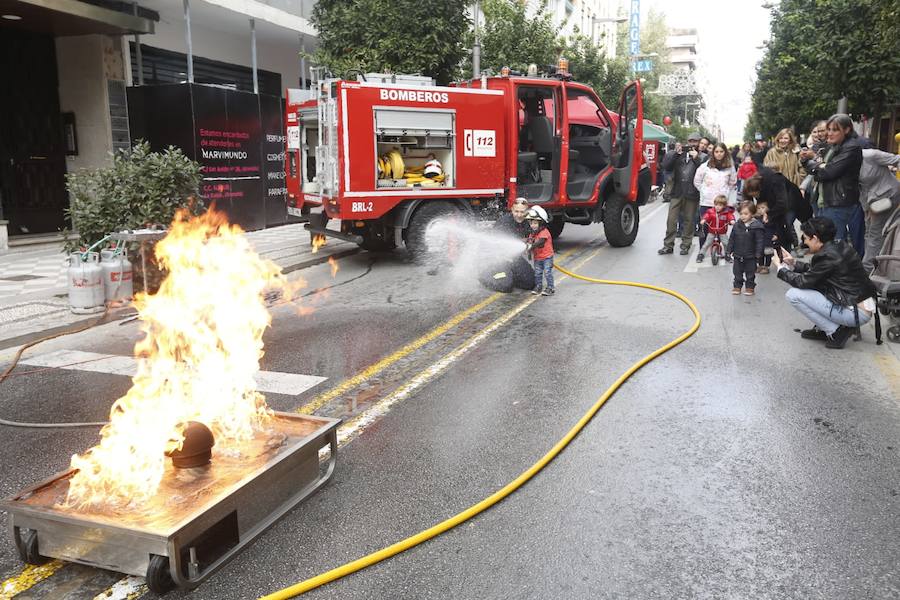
[66,210,288,508]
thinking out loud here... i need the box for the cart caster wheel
[887,327,900,344]
[146,554,175,595]
[16,529,49,565]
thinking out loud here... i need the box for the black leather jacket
[493,212,529,239]
[661,150,706,201]
[803,137,863,208]
[777,240,875,306]
[754,166,790,221]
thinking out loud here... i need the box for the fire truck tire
[547,216,565,240]
[405,202,460,262]
[17,529,48,565]
[603,195,639,247]
[146,554,175,594]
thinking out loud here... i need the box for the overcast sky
[640,0,772,142]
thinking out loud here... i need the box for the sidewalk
[0,223,357,349]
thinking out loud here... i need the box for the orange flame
[311,234,327,254]
[327,256,339,278]
[66,209,287,508]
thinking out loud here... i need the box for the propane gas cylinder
[68,252,105,314]
[100,249,133,302]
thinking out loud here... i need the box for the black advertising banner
[260,94,287,227]
[127,83,282,232]
[194,85,265,230]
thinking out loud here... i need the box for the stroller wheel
[887,327,900,344]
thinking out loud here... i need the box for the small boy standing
[697,195,734,263]
[726,202,765,296]
[526,208,555,296]
[755,200,777,274]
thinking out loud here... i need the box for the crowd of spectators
[656,114,898,348]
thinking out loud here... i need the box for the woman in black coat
[800,113,863,247]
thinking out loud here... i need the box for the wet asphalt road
[1,202,898,599]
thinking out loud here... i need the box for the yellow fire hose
[260,265,701,599]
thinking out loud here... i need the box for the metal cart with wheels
[3,412,340,594]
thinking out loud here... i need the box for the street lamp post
[472,0,481,78]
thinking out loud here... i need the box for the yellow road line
[296,246,581,416]
[0,560,64,599]
[875,354,900,398]
[295,293,502,415]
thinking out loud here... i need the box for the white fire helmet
[526,206,549,223]
[424,158,443,178]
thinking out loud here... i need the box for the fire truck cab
[286,71,646,256]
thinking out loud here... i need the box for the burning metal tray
[3,412,339,593]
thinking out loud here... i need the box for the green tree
[310,0,470,84]
[563,34,629,107]
[475,0,560,75]
[747,0,900,138]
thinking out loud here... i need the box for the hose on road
[260,264,702,599]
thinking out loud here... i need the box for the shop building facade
[0,0,315,239]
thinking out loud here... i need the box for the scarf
[815,146,837,209]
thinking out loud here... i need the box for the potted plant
[65,141,204,293]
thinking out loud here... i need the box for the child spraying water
[525,206,555,296]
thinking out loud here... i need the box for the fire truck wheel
[405,202,460,262]
[603,195,640,247]
[17,529,48,565]
[146,554,175,594]
[548,216,565,240]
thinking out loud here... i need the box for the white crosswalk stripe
[22,350,326,396]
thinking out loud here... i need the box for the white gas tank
[100,249,133,302]
[68,252,105,314]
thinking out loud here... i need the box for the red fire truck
[285,70,647,256]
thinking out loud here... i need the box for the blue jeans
[786,287,870,335]
[819,205,857,243]
[847,204,865,257]
[533,257,554,291]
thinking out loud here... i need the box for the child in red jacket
[526,209,555,296]
[737,155,758,192]
[697,195,735,263]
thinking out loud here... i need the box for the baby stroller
[870,205,900,343]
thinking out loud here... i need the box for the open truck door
[612,80,643,201]
[602,80,643,247]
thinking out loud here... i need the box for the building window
[129,43,282,96]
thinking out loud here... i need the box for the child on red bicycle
[697,195,735,263]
